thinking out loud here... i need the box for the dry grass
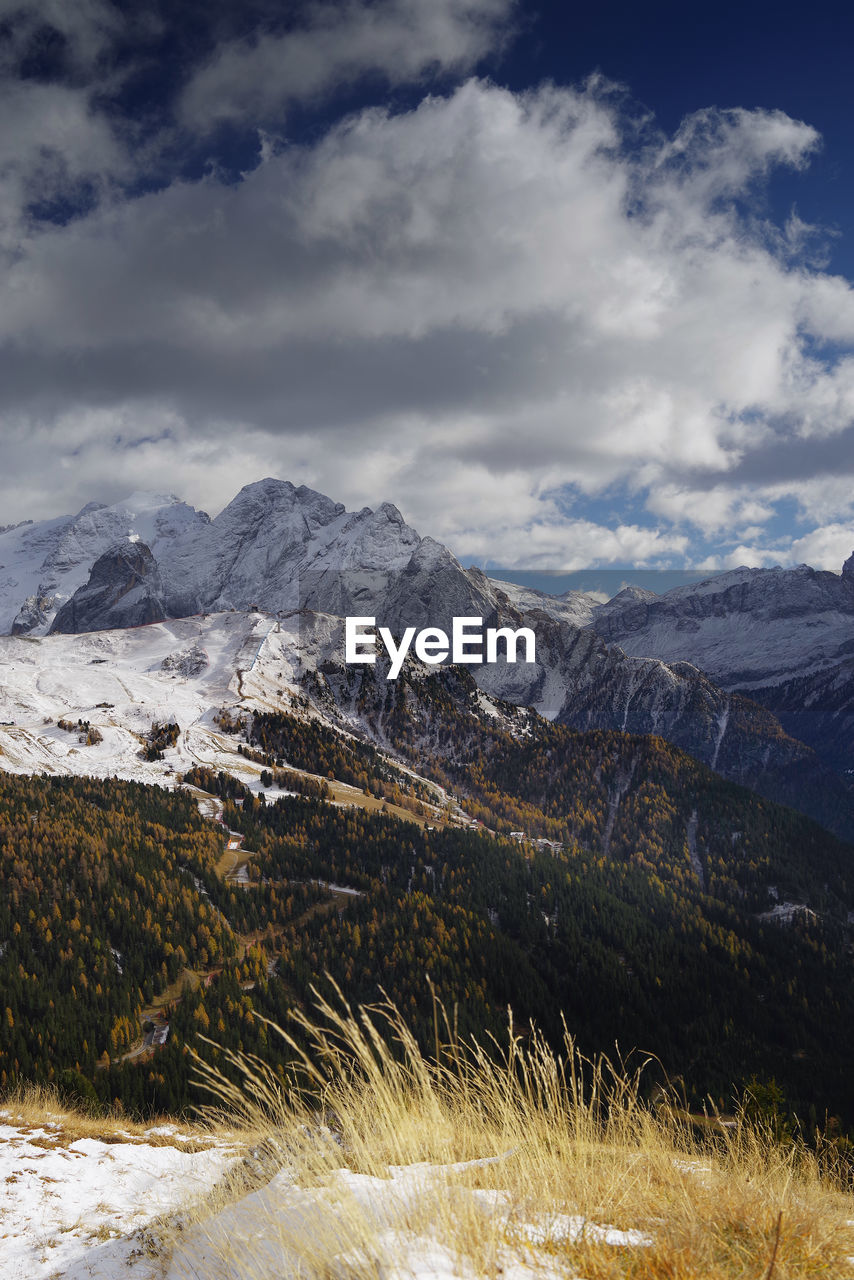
[5,1000,852,1278]
[166,985,854,1280]
[0,1081,248,1151]
[324,777,444,828]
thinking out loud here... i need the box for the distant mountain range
[0,478,852,838]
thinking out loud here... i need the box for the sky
[1,0,854,572]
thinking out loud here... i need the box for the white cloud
[0,78,123,251]
[763,475,854,524]
[646,484,775,535]
[699,526,854,572]
[1,71,854,566]
[788,523,854,569]
[179,0,516,129]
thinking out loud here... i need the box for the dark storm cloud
[721,428,854,486]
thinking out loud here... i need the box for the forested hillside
[316,663,854,910]
[2,749,853,1129]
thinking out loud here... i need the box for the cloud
[0,2,131,253]
[645,484,775,536]
[179,0,516,128]
[1,62,854,568]
[0,0,122,76]
[698,523,854,572]
[788,523,854,568]
[0,79,123,244]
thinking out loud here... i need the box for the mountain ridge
[1,477,852,838]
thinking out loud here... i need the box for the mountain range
[0,478,852,839]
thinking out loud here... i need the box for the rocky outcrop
[0,492,207,635]
[301,608,854,841]
[49,542,166,635]
[11,593,57,635]
[590,563,854,685]
[161,644,209,677]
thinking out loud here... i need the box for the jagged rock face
[476,613,810,778]
[160,479,348,616]
[585,560,854,777]
[486,578,600,627]
[158,479,501,626]
[737,660,854,781]
[3,479,853,833]
[50,542,166,635]
[0,478,494,633]
[11,594,56,636]
[300,610,854,841]
[0,493,207,635]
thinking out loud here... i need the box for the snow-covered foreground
[1,1119,655,1280]
[0,1118,237,1280]
[167,1158,650,1280]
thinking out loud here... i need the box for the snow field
[0,1117,238,1280]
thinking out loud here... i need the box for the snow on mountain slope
[488,577,600,627]
[4,481,851,704]
[0,492,207,636]
[2,593,852,840]
[0,613,304,790]
[587,559,854,779]
[591,562,854,688]
[146,477,434,622]
[2,478,852,834]
[4,479,475,636]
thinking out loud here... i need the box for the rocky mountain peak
[608,585,658,603]
[49,541,166,635]
[374,501,405,525]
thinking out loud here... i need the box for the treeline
[247,708,438,816]
[235,747,330,799]
[334,665,854,916]
[214,787,854,1126]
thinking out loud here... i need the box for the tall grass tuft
[166,981,854,1278]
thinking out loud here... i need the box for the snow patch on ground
[0,1121,237,1280]
[167,1156,649,1280]
[0,1124,655,1280]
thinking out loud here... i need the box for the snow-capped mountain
[1,478,852,838]
[587,560,854,776]
[158,479,426,620]
[1,479,493,635]
[0,491,207,635]
[590,561,854,686]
